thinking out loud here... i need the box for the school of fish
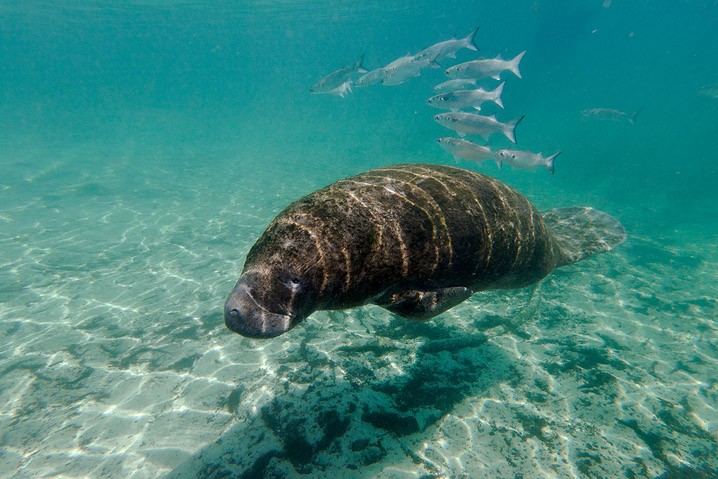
[310,28,561,174]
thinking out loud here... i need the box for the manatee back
[541,207,626,266]
[311,164,565,295]
[243,164,593,311]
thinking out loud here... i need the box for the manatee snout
[224,275,293,339]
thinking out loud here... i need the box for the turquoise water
[1,1,717,478]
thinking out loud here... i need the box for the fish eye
[291,277,301,285]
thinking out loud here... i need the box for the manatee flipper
[542,207,627,266]
[374,287,473,320]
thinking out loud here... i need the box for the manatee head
[224,218,324,339]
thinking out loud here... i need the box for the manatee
[224,163,626,338]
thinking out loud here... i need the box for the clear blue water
[1,1,717,478]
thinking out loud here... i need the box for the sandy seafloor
[2,1,718,478]
[1,115,717,479]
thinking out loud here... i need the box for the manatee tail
[542,207,626,267]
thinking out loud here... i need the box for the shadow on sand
[165,311,517,478]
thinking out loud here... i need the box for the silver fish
[355,53,411,87]
[355,67,386,87]
[356,52,437,87]
[445,51,526,80]
[355,54,412,87]
[426,82,504,111]
[437,137,500,166]
[496,149,560,174]
[383,53,414,71]
[581,108,641,125]
[434,112,525,143]
[414,27,479,62]
[698,83,718,99]
[434,78,478,92]
[382,55,439,86]
[310,55,367,95]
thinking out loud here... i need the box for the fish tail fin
[545,151,560,174]
[510,50,526,78]
[428,53,442,69]
[492,81,505,109]
[628,108,642,125]
[465,26,480,51]
[355,54,368,74]
[542,207,626,267]
[503,115,525,144]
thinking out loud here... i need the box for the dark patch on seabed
[654,466,718,479]
[165,313,509,478]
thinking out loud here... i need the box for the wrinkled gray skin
[225,163,624,339]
